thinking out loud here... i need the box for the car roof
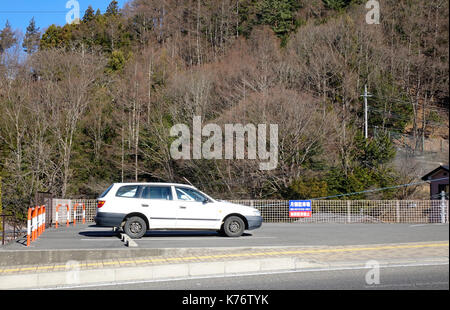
[113,182,197,188]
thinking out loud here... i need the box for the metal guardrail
[51,199,448,224]
[0,213,24,245]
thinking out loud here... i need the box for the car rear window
[99,184,113,198]
[116,185,140,198]
[141,186,173,200]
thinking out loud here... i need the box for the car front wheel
[124,216,147,239]
[223,216,245,237]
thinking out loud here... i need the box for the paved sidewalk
[0,241,448,289]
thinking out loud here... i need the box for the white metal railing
[52,199,448,225]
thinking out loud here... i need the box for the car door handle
[179,206,187,209]
[142,204,149,207]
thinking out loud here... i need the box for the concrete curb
[2,256,448,289]
[0,256,330,289]
[0,248,165,266]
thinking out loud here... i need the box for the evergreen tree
[22,17,40,54]
[256,0,301,36]
[0,20,17,54]
[105,0,120,16]
[83,5,95,23]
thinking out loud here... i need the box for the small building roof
[421,165,449,181]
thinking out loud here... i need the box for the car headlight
[252,209,261,216]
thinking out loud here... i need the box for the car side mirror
[202,198,210,204]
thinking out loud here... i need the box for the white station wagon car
[94,183,263,239]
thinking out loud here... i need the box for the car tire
[124,216,147,239]
[217,227,226,236]
[223,216,245,237]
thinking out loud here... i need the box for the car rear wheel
[223,216,245,237]
[124,216,147,239]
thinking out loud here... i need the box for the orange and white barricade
[55,204,61,228]
[32,207,37,241]
[66,204,70,227]
[38,206,42,236]
[36,207,39,238]
[42,205,46,232]
[73,204,78,226]
[27,208,32,247]
[82,204,86,224]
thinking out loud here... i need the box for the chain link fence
[52,199,98,224]
[230,200,448,224]
[51,199,448,225]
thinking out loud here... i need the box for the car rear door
[141,185,177,229]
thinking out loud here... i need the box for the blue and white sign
[289,200,312,218]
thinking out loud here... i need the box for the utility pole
[361,85,373,139]
[441,190,447,224]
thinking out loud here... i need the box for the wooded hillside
[0,0,448,217]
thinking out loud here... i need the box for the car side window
[141,186,173,200]
[175,187,207,202]
[116,185,140,198]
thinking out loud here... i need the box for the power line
[310,177,449,200]
[0,11,67,13]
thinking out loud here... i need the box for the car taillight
[97,200,106,208]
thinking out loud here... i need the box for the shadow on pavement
[79,230,120,238]
[144,231,253,238]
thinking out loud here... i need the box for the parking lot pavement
[1,224,124,251]
[0,223,448,258]
[1,222,448,252]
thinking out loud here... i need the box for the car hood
[216,200,259,215]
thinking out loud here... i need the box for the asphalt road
[65,263,449,290]
[133,223,449,248]
[4,223,448,250]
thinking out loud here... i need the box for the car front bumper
[245,215,263,230]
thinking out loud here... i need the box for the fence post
[441,191,446,224]
[347,201,351,223]
[1,215,4,246]
[396,201,400,223]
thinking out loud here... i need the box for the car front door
[141,185,177,229]
[175,187,221,229]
